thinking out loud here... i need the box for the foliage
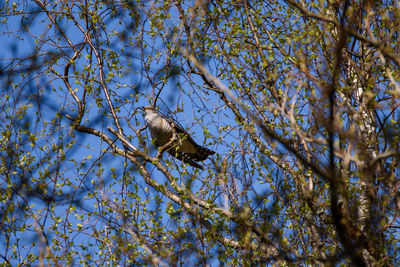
[1,0,399,265]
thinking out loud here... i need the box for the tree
[1,0,399,265]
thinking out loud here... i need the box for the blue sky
[0,2,277,264]
[5,0,398,265]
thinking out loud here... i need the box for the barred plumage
[142,106,215,169]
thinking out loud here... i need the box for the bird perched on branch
[141,106,215,169]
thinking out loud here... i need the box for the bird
[141,106,215,169]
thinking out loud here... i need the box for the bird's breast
[147,117,174,146]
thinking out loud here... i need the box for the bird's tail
[193,145,215,161]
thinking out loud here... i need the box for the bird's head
[139,106,161,124]
[138,106,155,114]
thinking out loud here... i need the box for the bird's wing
[162,114,186,133]
[167,148,205,170]
[158,111,215,167]
[161,113,199,145]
